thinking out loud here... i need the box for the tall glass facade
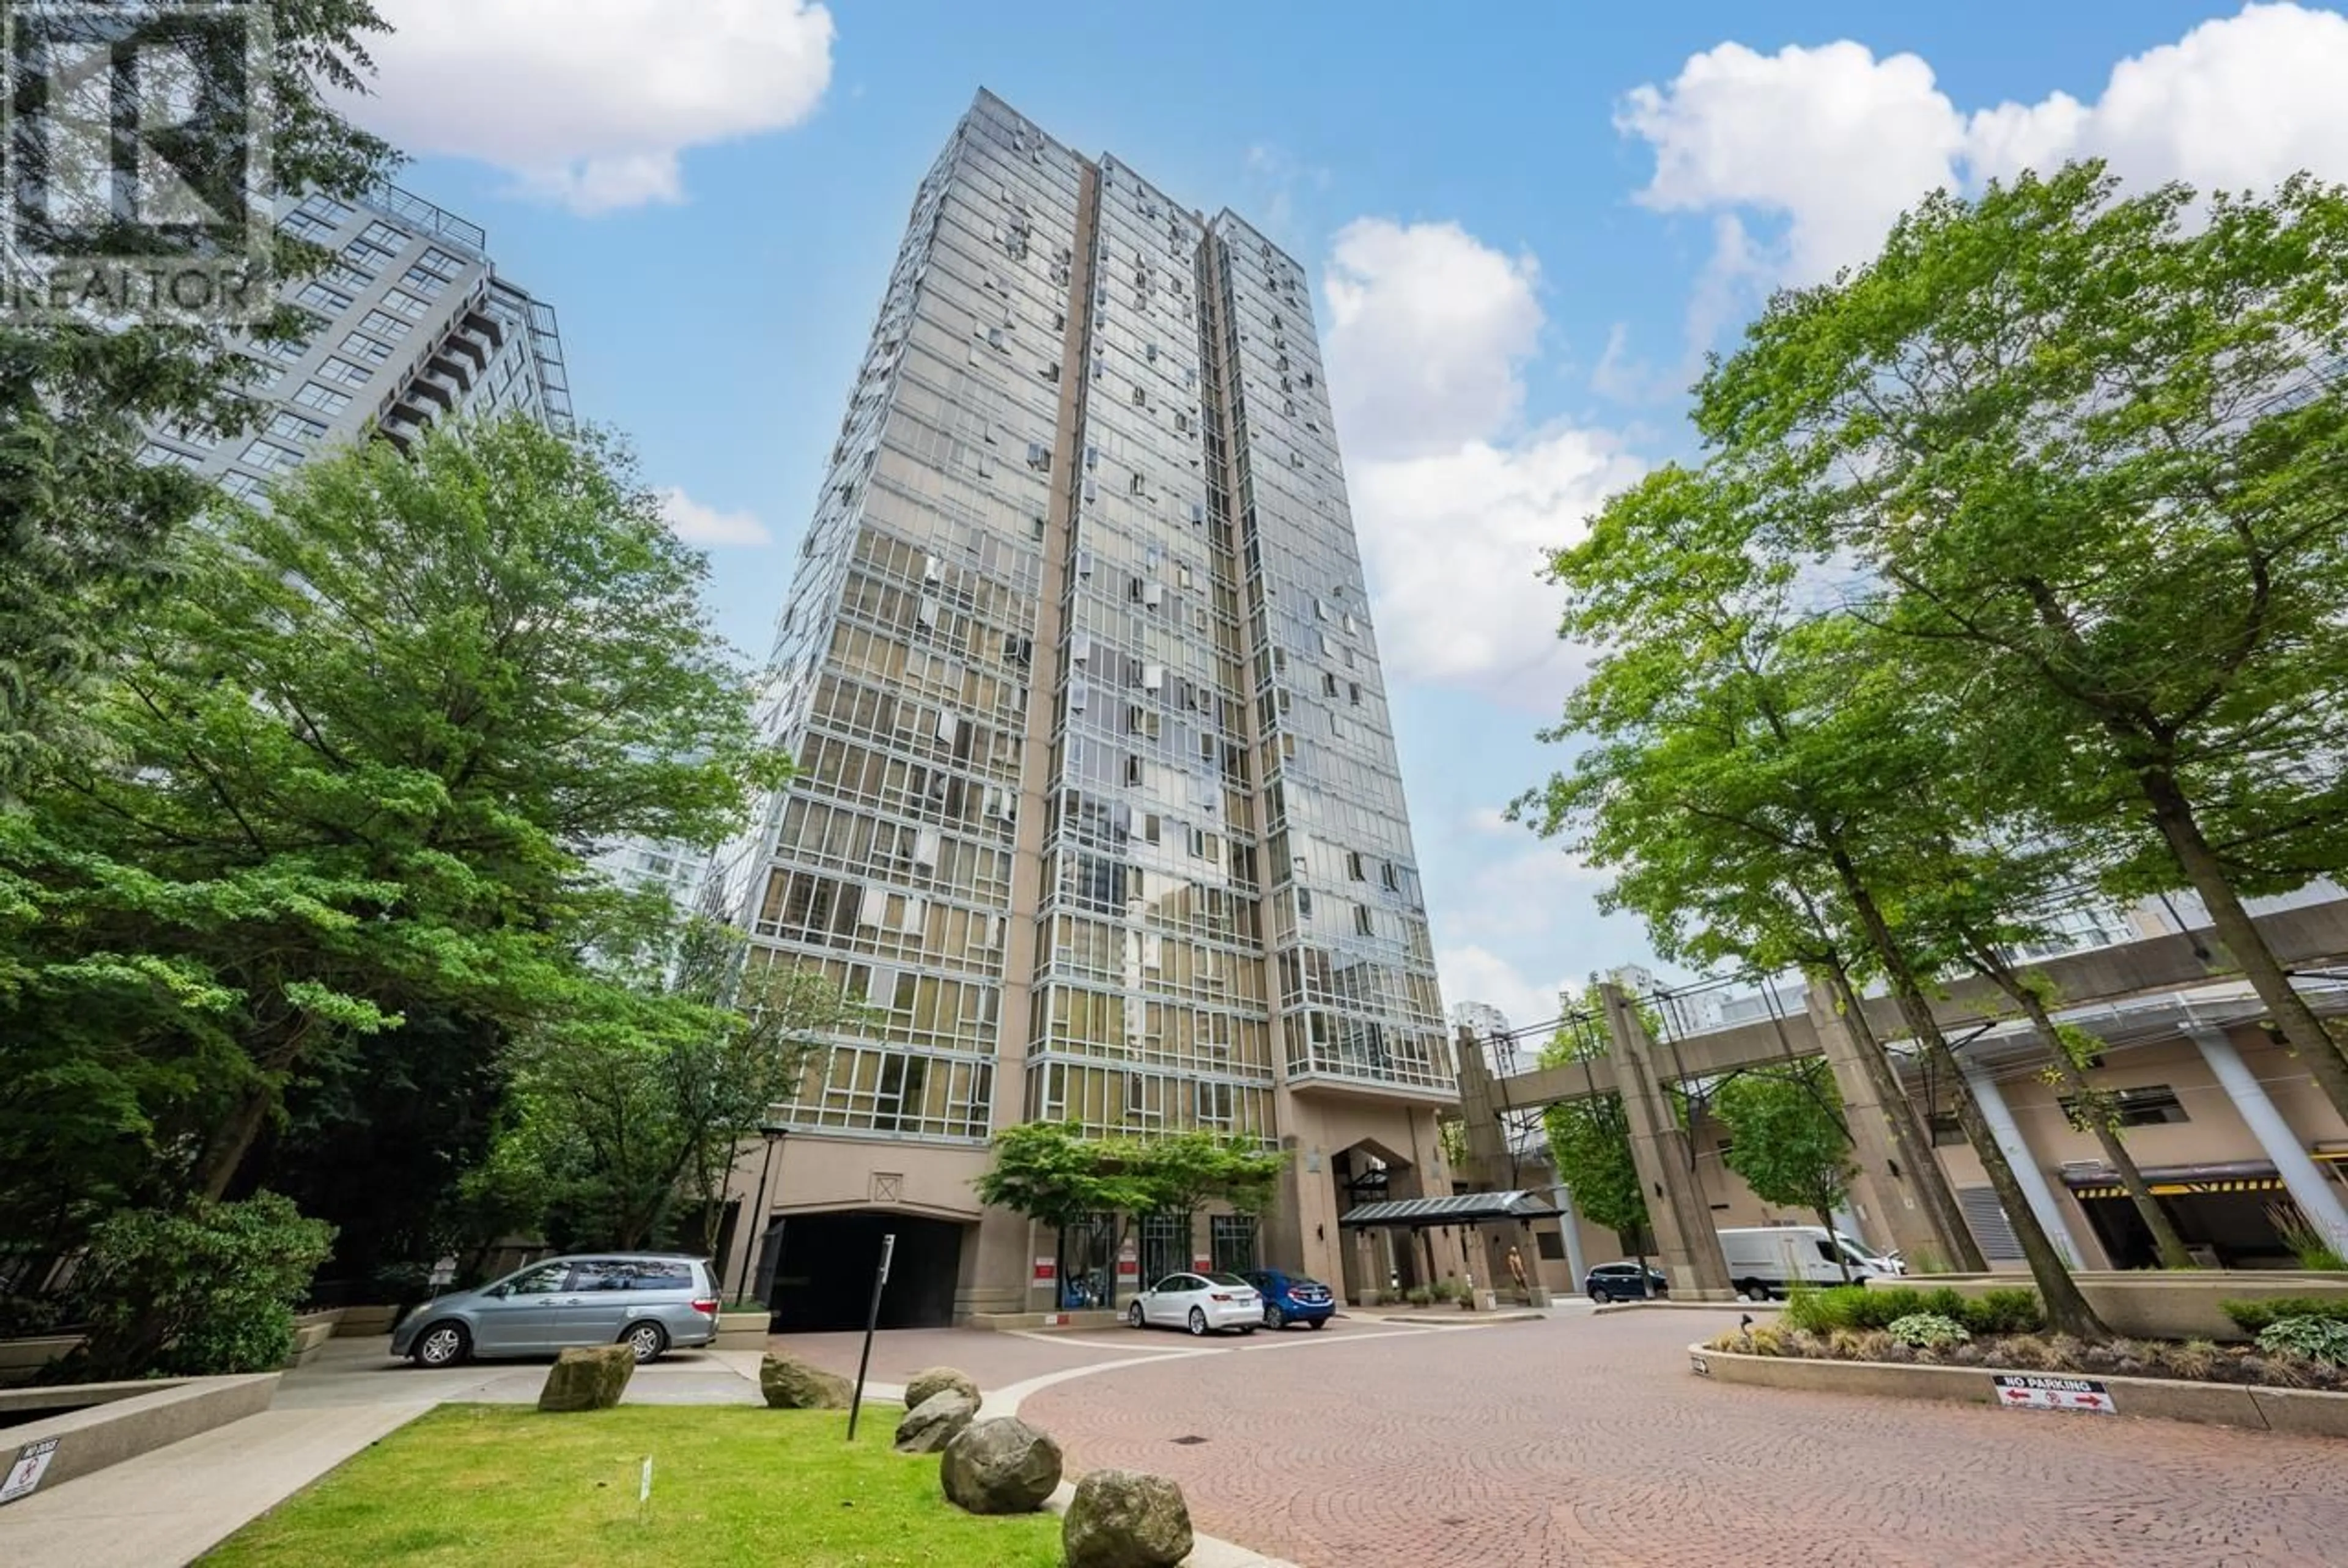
[723,92,1455,1321]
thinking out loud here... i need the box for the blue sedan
[1243,1268,1335,1330]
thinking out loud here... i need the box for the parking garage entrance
[761,1210,965,1332]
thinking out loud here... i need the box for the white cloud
[353,1,835,214]
[657,487,772,547]
[1618,4,2348,335]
[1618,39,1965,287]
[1437,943,1575,1039]
[1965,2,2348,192]
[1324,219,1644,707]
[1349,430,1643,704]
[1324,219,1544,462]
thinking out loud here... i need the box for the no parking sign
[1,1438,58,1505]
[1993,1375,2116,1413]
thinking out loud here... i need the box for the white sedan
[1126,1272,1262,1336]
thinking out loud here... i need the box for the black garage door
[766,1211,965,1333]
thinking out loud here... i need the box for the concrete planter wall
[1881,1272,2348,1342]
[714,1310,770,1351]
[0,1374,279,1503]
[0,1335,86,1387]
[1688,1340,2348,1437]
[0,1308,355,1385]
[331,1305,402,1338]
[285,1309,344,1367]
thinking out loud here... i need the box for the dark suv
[1583,1261,1669,1303]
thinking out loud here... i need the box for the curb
[1685,1339,2348,1435]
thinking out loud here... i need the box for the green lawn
[201,1405,1064,1567]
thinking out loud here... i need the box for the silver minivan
[390,1254,722,1367]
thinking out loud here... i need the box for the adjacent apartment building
[715,90,1458,1328]
[138,185,572,485]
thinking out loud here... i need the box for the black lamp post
[733,1125,786,1305]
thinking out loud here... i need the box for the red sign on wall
[1117,1258,1139,1276]
[1033,1259,1056,1281]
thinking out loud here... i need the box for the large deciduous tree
[1521,469,2111,1328]
[1699,163,2348,1126]
[0,417,775,1262]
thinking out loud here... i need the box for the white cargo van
[1716,1226,1899,1300]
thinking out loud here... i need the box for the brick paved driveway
[989,1309,2348,1568]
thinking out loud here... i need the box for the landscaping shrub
[1886,1312,1971,1349]
[64,1193,334,1379]
[2221,1297,2348,1336]
[1968,1289,2045,1336]
[1776,1283,2046,1339]
[2258,1316,2348,1367]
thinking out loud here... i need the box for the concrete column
[1453,1024,1515,1189]
[2188,1025,2348,1256]
[1958,1061,2083,1268]
[1807,979,1976,1271]
[1600,984,1733,1300]
[1554,1185,1590,1283]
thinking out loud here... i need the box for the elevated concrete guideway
[1456,897,2348,1296]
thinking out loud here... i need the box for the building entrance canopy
[1338,1191,1560,1230]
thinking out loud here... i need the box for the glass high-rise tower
[720,91,1456,1328]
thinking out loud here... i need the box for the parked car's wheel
[1127,1301,1146,1329]
[1587,1286,1611,1305]
[411,1321,470,1368]
[1186,1306,1208,1337]
[1307,1316,1326,1330]
[621,1320,668,1364]
[1239,1324,1256,1336]
[1263,1304,1285,1330]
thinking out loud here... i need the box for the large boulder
[939,1416,1063,1514]
[759,1352,852,1410]
[893,1388,979,1453]
[536,1344,635,1413]
[1063,1469,1194,1568]
[903,1365,980,1410]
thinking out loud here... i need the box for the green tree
[975,1122,1154,1303]
[1515,487,1988,1276]
[0,418,772,1262]
[64,1191,334,1381]
[0,1,395,783]
[974,1123,1150,1235]
[1697,163,2348,1127]
[1711,1062,1858,1279]
[1126,1130,1289,1242]
[498,921,865,1251]
[1520,474,2118,1327]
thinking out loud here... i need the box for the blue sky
[350,1,2348,1030]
